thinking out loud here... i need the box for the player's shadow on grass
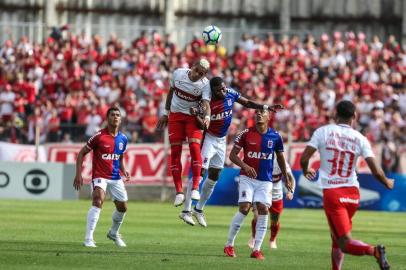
[0,240,225,258]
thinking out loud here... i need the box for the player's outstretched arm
[300,146,317,181]
[230,145,257,178]
[156,87,174,131]
[73,146,91,190]
[236,96,284,112]
[365,157,395,190]
[276,152,293,192]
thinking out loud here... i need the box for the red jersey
[86,128,128,180]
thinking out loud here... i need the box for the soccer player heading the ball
[300,100,394,270]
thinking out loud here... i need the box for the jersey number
[326,147,355,177]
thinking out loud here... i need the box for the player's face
[189,65,208,81]
[212,82,227,99]
[107,110,121,127]
[255,109,270,124]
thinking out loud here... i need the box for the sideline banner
[0,142,46,162]
[0,161,77,200]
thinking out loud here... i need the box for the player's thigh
[270,199,284,215]
[168,115,187,144]
[92,178,108,194]
[107,179,128,202]
[209,138,226,170]
[185,116,203,142]
[201,135,216,169]
[238,176,255,204]
[253,180,273,208]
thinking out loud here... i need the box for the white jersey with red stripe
[170,68,211,115]
[307,123,374,189]
[271,161,292,201]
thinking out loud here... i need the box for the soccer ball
[202,25,222,45]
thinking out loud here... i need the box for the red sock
[170,145,183,193]
[251,218,257,238]
[343,239,374,256]
[270,222,280,241]
[189,142,202,190]
[332,239,344,270]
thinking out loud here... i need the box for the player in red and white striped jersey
[300,100,394,270]
[156,59,211,207]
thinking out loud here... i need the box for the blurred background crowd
[0,29,405,171]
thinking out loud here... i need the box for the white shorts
[92,178,128,202]
[201,132,226,170]
[238,175,273,207]
[271,180,283,201]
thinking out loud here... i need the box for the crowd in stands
[0,28,405,170]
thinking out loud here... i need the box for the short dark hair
[106,107,121,118]
[336,100,356,120]
[210,77,223,89]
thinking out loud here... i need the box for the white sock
[196,178,216,211]
[85,206,101,240]
[110,210,126,236]
[226,211,246,246]
[183,179,194,212]
[253,214,268,251]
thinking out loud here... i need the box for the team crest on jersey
[242,191,246,198]
[119,142,124,150]
[203,157,208,164]
[267,140,273,148]
[227,99,232,106]
[193,88,199,95]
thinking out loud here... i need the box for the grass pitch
[0,200,405,270]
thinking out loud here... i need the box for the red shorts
[270,199,283,214]
[168,112,203,144]
[323,186,360,239]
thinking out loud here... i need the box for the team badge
[242,191,246,198]
[203,157,208,164]
[193,88,199,95]
[227,99,232,106]
[119,142,124,150]
[267,140,273,148]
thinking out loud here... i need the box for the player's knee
[256,203,269,215]
[239,203,251,215]
[92,198,103,208]
[337,235,350,251]
[116,203,127,213]
[208,168,221,181]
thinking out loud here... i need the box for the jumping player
[156,59,211,206]
[248,160,295,250]
[224,109,293,260]
[73,107,130,248]
[300,100,394,270]
[179,77,283,226]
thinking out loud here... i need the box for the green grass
[0,200,405,270]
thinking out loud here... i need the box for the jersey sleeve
[307,127,322,150]
[228,88,241,101]
[170,69,179,88]
[360,136,375,158]
[86,131,100,150]
[274,133,284,152]
[201,81,211,101]
[234,129,248,149]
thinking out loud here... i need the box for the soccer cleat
[174,193,185,207]
[179,211,195,226]
[191,189,200,201]
[269,240,277,249]
[250,250,265,260]
[224,246,236,257]
[107,231,127,247]
[192,208,207,227]
[83,239,97,247]
[247,237,255,249]
[374,245,390,270]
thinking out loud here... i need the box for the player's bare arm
[229,145,257,178]
[275,151,293,191]
[73,145,92,190]
[201,99,211,129]
[300,146,317,180]
[365,157,395,189]
[156,87,174,131]
[119,155,130,182]
[236,96,284,112]
[285,172,295,200]
[189,107,206,130]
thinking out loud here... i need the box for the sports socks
[251,218,257,238]
[332,239,345,270]
[343,239,374,256]
[253,214,268,251]
[195,178,216,211]
[226,212,246,246]
[170,144,183,193]
[189,142,202,190]
[270,222,280,242]
[110,210,126,236]
[183,179,194,212]
[85,206,101,240]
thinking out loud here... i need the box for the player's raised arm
[73,145,92,190]
[156,87,174,131]
[201,99,211,129]
[236,95,284,112]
